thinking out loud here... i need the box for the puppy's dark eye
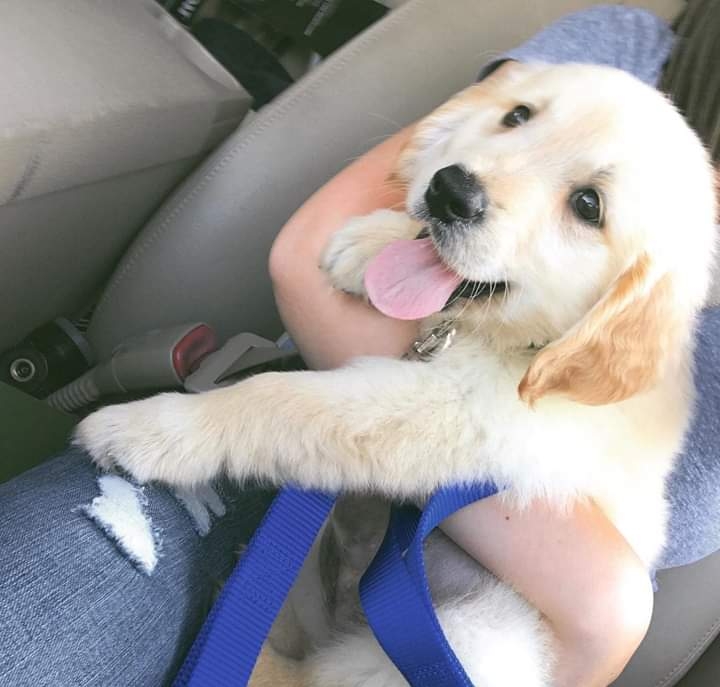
[570,188,603,225]
[502,105,532,128]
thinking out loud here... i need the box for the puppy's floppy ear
[477,57,516,82]
[519,254,684,406]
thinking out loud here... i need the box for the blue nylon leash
[173,488,337,687]
[174,482,498,687]
[360,482,499,686]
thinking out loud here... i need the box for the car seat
[0,0,252,354]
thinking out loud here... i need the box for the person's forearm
[269,127,418,369]
[442,498,653,687]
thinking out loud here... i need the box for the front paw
[74,393,222,487]
[321,209,420,297]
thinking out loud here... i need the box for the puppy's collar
[404,322,550,361]
[404,322,456,362]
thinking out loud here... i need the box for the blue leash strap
[173,487,336,687]
[360,482,500,687]
[174,482,498,687]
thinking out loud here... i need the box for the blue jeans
[0,449,273,686]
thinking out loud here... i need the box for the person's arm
[269,126,418,370]
[269,128,653,687]
[443,499,653,687]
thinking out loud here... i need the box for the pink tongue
[364,238,462,320]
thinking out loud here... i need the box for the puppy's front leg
[322,209,421,297]
[76,358,483,496]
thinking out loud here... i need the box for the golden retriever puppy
[75,62,717,686]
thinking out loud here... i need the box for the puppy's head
[397,62,717,405]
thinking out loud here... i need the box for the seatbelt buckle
[184,332,304,393]
[46,323,218,412]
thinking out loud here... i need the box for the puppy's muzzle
[425,165,486,226]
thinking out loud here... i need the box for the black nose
[425,165,486,224]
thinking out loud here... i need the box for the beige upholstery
[678,631,720,685]
[615,551,720,686]
[88,0,720,684]
[0,0,251,351]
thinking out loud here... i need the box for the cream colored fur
[75,63,717,686]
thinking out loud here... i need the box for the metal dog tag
[405,323,456,362]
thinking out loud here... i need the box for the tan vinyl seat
[0,0,251,352]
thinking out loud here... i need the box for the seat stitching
[91,0,431,322]
[654,613,720,686]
